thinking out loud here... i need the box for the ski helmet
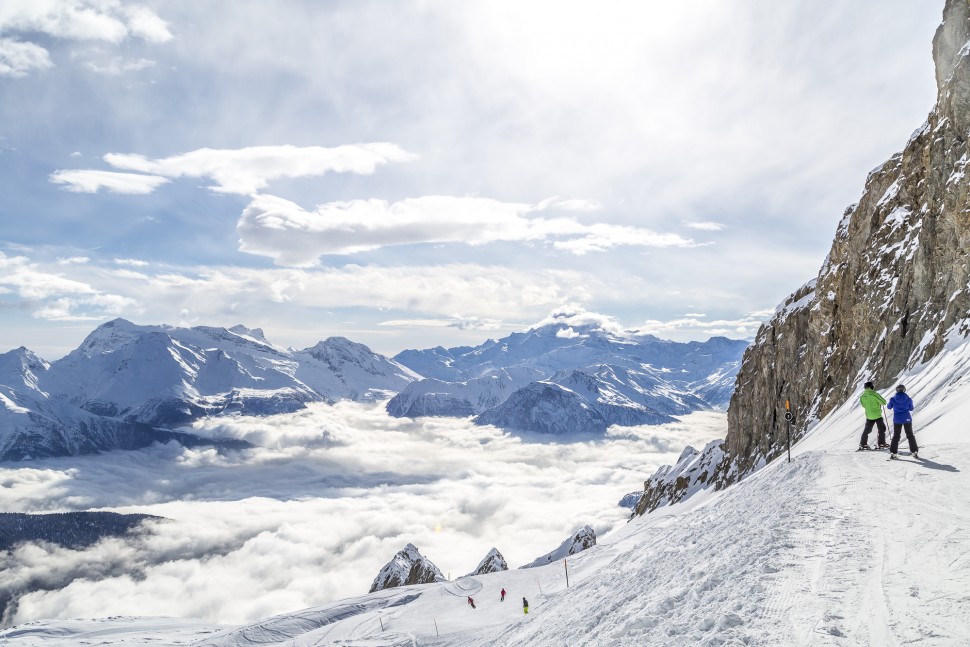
[864,381,874,390]
[896,384,906,393]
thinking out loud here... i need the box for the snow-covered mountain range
[0,319,419,461]
[389,315,748,434]
[1,316,746,460]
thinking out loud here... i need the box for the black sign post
[784,399,794,463]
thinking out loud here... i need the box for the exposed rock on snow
[617,491,644,510]
[467,548,508,576]
[638,0,970,511]
[369,543,446,593]
[633,441,726,514]
[520,525,596,569]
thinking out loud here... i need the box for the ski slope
[4,339,970,646]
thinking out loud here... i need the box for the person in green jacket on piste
[859,381,888,450]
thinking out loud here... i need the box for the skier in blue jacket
[887,384,918,460]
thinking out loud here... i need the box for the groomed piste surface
[4,338,970,646]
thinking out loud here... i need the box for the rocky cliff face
[637,0,970,512]
[369,543,446,593]
[467,548,509,576]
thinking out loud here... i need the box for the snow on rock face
[520,525,596,569]
[467,548,508,576]
[0,320,418,460]
[640,0,970,510]
[386,372,515,417]
[633,440,726,515]
[369,543,447,593]
[617,491,644,510]
[472,364,692,435]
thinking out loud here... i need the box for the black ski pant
[890,422,918,454]
[860,417,886,446]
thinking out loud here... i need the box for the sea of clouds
[0,402,725,626]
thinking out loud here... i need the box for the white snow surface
[4,339,970,645]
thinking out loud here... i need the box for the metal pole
[434,619,439,637]
[784,399,793,463]
[379,617,384,632]
[564,559,569,588]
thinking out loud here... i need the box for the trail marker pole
[564,559,569,588]
[434,619,439,637]
[379,617,384,632]
[537,578,543,595]
[784,400,794,463]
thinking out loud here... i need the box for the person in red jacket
[500,588,506,602]
[467,596,476,609]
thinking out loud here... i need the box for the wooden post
[564,558,569,588]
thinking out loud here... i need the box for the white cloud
[56,256,90,265]
[0,37,52,77]
[32,294,137,321]
[632,311,772,339]
[685,222,727,231]
[0,402,727,625]
[101,143,417,194]
[237,194,694,265]
[0,252,136,320]
[555,326,582,339]
[0,1,172,42]
[531,306,628,338]
[378,316,504,331]
[122,6,174,43]
[84,57,155,76]
[49,169,170,194]
[0,1,171,76]
[552,223,695,255]
[114,258,150,267]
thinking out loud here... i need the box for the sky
[0,402,726,625]
[0,0,944,359]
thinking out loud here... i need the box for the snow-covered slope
[0,319,419,460]
[9,337,967,645]
[388,314,748,433]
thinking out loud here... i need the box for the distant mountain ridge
[0,319,419,461]
[389,315,748,434]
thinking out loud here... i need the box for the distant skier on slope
[467,596,476,609]
[859,381,888,450]
[523,597,529,614]
[501,588,506,602]
[888,384,918,460]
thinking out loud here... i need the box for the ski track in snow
[4,348,970,646]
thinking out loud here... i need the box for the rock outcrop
[467,548,508,576]
[369,543,446,593]
[519,525,596,569]
[636,0,970,513]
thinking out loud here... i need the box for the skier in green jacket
[859,381,888,450]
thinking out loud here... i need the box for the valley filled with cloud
[0,402,724,626]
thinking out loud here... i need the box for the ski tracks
[804,446,970,645]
